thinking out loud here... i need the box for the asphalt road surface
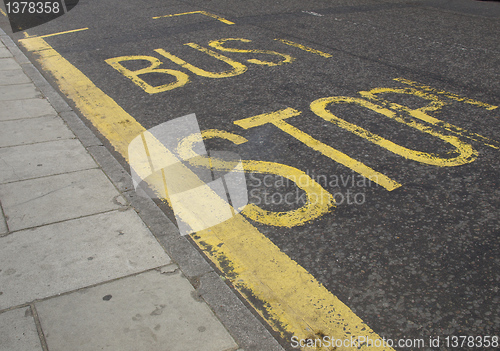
[2,0,499,350]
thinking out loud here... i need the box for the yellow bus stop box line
[19,35,395,350]
[152,11,235,25]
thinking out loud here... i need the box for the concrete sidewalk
[0,32,282,351]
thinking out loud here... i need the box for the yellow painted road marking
[105,55,190,94]
[275,38,333,58]
[209,38,295,66]
[104,37,296,93]
[235,108,402,191]
[360,87,500,149]
[311,96,478,167]
[0,8,7,17]
[130,129,244,234]
[177,129,335,227]
[394,77,498,111]
[132,126,334,229]
[20,34,395,350]
[21,28,89,39]
[155,45,247,78]
[152,11,235,25]
[39,27,89,38]
[19,37,142,150]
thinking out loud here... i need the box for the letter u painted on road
[208,38,294,66]
[155,45,247,78]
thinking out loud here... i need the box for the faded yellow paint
[130,127,242,234]
[152,10,235,25]
[360,87,500,149]
[311,96,478,167]
[202,129,248,146]
[19,34,395,350]
[194,217,394,351]
[394,77,498,110]
[209,38,295,66]
[177,129,335,227]
[240,160,334,226]
[101,37,300,92]
[39,27,89,38]
[235,108,402,191]
[105,55,190,94]
[155,45,247,78]
[274,38,332,58]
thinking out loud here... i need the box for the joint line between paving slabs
[30,303,49,351]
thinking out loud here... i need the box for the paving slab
[0,139,98,183]
[0,69,31,85]
[0,210,170,309]
[0,168,124,231]
[0,47,12,58]
[0,58,21,71]
[35,269,238,351]
[0,37,29,65]
[0,98,57,121]
[0,83,41,100]
[198,272,285,351]
[0,307,43,351]
[0,115,76,147]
